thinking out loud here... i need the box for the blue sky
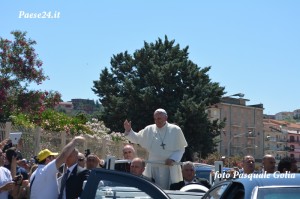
[1,0,299,115]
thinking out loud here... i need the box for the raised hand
[123,119,132,134]
[73,136,85,143]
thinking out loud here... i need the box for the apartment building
[263,119,289,161]
[263,119,300,164]
[55,102,74,114]
[288,128,300,162]
[208,96,264,160]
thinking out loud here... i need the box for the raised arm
[55,136,85,169]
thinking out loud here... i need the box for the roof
[233,173,300,198]
[263,119,300,130]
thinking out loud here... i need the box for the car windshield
[256,187,300,199]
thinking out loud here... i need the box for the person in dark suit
[130,157,155,183]
[170,161,211,190]
[58,148,90,199]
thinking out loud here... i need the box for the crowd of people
[0,108,299,199]
[0,108,189,198]
[223,154,298,181]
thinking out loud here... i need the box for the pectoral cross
[160,142,166,150]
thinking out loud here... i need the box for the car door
[80,168,171,199]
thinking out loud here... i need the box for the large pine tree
[92,36,225,158]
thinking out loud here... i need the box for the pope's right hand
[124,119,132,134]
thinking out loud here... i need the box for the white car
[80,168,206,199]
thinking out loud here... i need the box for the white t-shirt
[30,159,59,199]
[0,166,12,199]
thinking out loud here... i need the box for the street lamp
[227,131,254,157]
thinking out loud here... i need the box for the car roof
[194,164,231,172]
[230,173,300,198]
[252,185,300,198]
[234,173,300,186]
[257,185,300,188]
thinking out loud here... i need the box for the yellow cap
[37,149,58,161]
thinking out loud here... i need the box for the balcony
[233,133,243,137]
[246,133,256,138]
[289,148,300,153]
[246,144,256,148]
[231,123,241,128]
[288,139,300,143]
[265,136,279,142]
[276,146,290,152]
[232,145,242,148]
[277,139,288,143]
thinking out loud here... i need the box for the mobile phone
[10,132,22,145]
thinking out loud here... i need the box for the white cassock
[126,122,188,189]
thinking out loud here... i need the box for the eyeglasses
[78,158,85,162]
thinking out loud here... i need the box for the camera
[2,142,12,153]
[85,149,91,157]
[13,175,23,186]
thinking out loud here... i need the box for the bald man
[262,154,276,173]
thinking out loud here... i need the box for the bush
[11,109,93,135]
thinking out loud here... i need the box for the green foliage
[9,114,35,129]
[92,36,225,158]
[0,31,61,122]
[11,109,93,135]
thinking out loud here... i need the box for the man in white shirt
[0,149,16,199]
[30,136,85,199]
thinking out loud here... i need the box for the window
[203,183,229,199]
